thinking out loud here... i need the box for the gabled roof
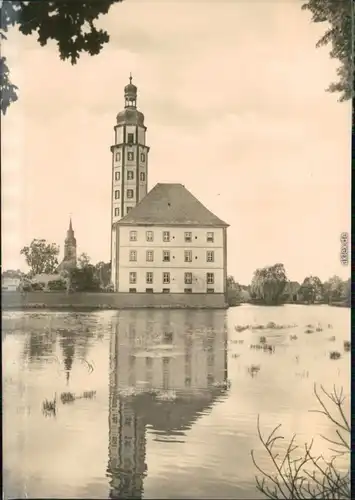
[115,183,228,227]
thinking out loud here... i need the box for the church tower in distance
[57,218,77,272]
[110,76,150,288]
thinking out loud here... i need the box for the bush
[48,279,67,291]
[251,385,350,499]
[32,281,45,291]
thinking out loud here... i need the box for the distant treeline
[227,264,350,307]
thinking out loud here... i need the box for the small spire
[129,72,132,84]
[69,216,73,231]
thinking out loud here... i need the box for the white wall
[116,226,226,293]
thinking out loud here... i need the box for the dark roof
[116,183,228,227]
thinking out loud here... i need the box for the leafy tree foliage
[0,0,122,114]
[322,275,346,304]
[226,275,242,306]
[20,239,59,276]
[250,263,288,305]
[302,0,353,101]
[95,261,111,288]
[298,275,323,304]
[69,264,100,292]
[78,252,91,269]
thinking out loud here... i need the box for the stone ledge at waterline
[2,291,228,310]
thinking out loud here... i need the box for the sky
[2,0,351,284]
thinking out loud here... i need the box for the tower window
[146,231,153,242]
[207,231,214,242]
[163,250,170,262]
[127,207,132,213]
[114,190,120,199]
[114,207,120,217]
[184,232,192,242]
[129,272,137,284]
[127,152,134,161]
[115,171,120,181]
[207,272,214,284]
[163,231,170,242]
[127,189,134,199]
[146,272,153,284]
[184,250,192,262]
[129,250,137,262]
[207,250,215,262]
[115,151,121,162]
[146,250,154,262]
[129,231,137,241]
[163,272,170,284]
[127,133,134,144]
[127,170,134,180]
[141,153,145,162]
[184,272,192,285]
[140,172,146,182]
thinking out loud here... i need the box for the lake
[3,305,350,499]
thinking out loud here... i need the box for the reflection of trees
[24,331,54,362]
[107,310,229,499]
[58,330,76,384]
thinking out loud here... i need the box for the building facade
[110,76,150,287]
[113,183,228,296]
[57,218,77,272]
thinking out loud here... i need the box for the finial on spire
[129,72,132,84]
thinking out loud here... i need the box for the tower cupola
[124,74,137,108]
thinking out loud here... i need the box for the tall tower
[110,75,149,288]
[57,218,77,272]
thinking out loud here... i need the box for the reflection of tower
[107,326,147,499]
[59,331,75,385]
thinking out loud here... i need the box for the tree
[298,275,323,304]
[69,265,100,292]
[95,261,111,288]
[250,263,288,305]
[252,385,350,499]
[78,252,91,269]
[322,275,344,304]
[226,275,242,306]
[20,239,59,276]
[302,0,354,102]
[1,0,122,114]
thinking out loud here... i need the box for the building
[2,277,21,291]
[110,75,149,287]
[57,218,77,272]
[110,78,229,301]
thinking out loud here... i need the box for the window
[129,272,137,284]
[146,288,153,293]
[127,133,134,144]
[129,250,137,262]
[162,288,170,293]
[146,231,153,242]
[146,272,153,284]
[112,436,118,446]
[140,172,146,182]
[127,207,132,213]
[115,171,120,181]
[163,250,170,262]
[207,231,214,243]
[207,250,215,262]
[184,288,192,293]
[207,288,215,293]
[115,151,121,162]
[184,250,192,262]
[141,152,145,162]
[163,272,170,284]
[114,190,120,199]
[127,170,134,180]
[184,232,192,242]
[114,207,120,217]
[184,272,192,285]
[112,414,118,424]
[146,250,154,262]
[127,189,134,199]
[129,288,136,293]
[207,272,214,284]
[163,231,170,242]
[129,231,137,241]
[127,151,134,161]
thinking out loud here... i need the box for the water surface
[3,305,350,499]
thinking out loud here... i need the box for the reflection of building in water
[107,310,228,498]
